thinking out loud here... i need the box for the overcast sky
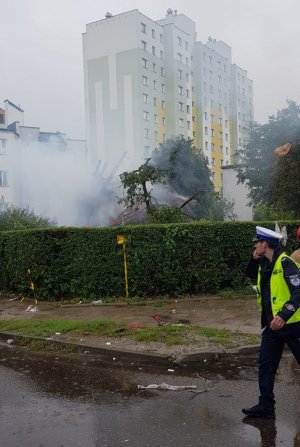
[1,0,299,139]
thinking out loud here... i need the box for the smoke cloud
[7,141,123,227]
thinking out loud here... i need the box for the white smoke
[7,140,123,227]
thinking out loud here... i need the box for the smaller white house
[222,165,253,221]
[0,99,87,213]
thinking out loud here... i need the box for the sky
[1,0,300,140]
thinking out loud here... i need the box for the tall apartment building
[83,9,253,191]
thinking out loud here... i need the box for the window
[0,139,7,154]
[203,82,207,91]
[152,46,156,56]
[161,84,165,93]
[226,147,229,155]
[143,93,149,103]
[152,29,156,38]
[225,120,228,128]
[141,23,146,33]
[218,117,222,125]
[186,89,190,98]
[192,116,195,122]
[153,80,157,90]
[209,55,212,64]
[0,114,4,124]
[154,114,158,124]
[0,201,8,212]
[205,127,208,135]
[211,129,215,137]
[225,133,228,141]
[187,121,191,129]
[205,141,208,150]
[186,73,189,82]
[218,103,222,112]
[142,40,147,51]
[178,69,183,79]
[185,57,189,66]
[210,114,214,122]
[217,60,221,69]
[209,70,213,79]
[212,157,215,165]
[155,131,158,141]
[162,117,166,126]
[179,118,184,127]
[153,97,157,106]
[152,63,157,73]
[161,67,165,76]
[162,100,166,109]
[211,143,215,151]
[160,50,164,59]
[220,145,223,153]
[144,128,150,138]
[179,102,183,111]
[177,36,182,46]
[187,104,190,114]
[178,85,183,95]
[219,132,223,139]
[143,111,149,121]
[185,41,189,50]
[142,58,148,68]
[218,75,221,83]
[163,133,166,142]
[0,170,8,187]
[177,53,182,62]
[142,75,148,86]
[160,33,163,43]
[204,112,208,120]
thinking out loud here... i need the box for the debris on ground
[25,305,38,312]
[138,382,196,391]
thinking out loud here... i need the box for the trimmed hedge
[0,221,298,300]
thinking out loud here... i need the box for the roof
[4,99,24,113]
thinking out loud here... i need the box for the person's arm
[276,257,300,323]
[246,252,261,280]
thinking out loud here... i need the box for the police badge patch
[290,274,300,287]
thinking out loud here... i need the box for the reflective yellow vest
[257,252,300,324]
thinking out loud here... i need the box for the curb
[0,331,260,368]
[0,332,173,367]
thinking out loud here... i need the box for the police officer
[242,226,300,419]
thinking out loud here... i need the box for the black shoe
[242,403,275,419]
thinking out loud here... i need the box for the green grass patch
[219,287,256,300]
[0,320,260,349]
[131,326,185,346]
[0,319,117,337]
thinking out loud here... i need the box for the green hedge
[0,221,298,300]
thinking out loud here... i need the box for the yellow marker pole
[123,242,129,300]
[117,235,129,300]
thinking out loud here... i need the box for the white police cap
[252,226,283,244]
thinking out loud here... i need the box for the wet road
[0,346,300,446]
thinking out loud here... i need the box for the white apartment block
[83,8,253,191]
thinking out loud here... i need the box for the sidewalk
[0,295,261,367]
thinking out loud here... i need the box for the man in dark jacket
[242,226,300,419]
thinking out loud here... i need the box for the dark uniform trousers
[259,323,300,406]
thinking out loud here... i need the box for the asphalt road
[0,345,300,447]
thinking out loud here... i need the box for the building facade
[83,8,253,191]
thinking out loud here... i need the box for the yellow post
[117,235,129,300]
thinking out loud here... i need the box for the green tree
[236,100,300,217]
[0,207,53,231]
[152,137,231,220]
[119,159,166,213]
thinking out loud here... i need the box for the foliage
[0,206,53,231]
[148,205,188,224]
[236,100,300,217]
[253,203,296,221]
[0,221,298,300]
[119,160,166,213]
[152,137,215,218]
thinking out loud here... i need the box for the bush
[0,221,298,300]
